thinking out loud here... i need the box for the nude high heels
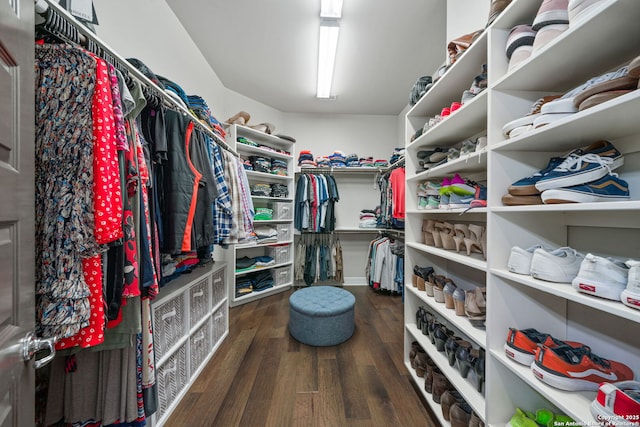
[439,222,456,250]
[464,224,485,258]
[453,223,470,253]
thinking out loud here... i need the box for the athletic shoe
[507,408,539,427]
[449,193,474,209]
[530,246,584,283]
[504,327,583,366]
[535,140,624,191]
[468,183,488,208]
[572,254,629,300]
[569,0,607,27]
[418,181,441,196]
[532,345,635,391]
[591,381,640,426]
[450,174,477,196]
[508,157,565,196]
[439,177,452,196]
[506,25,537,60]
[621,260,640,310]
[439,194,450,210]
[532,0,569,31]
[502,95,561,137]
[417,197,428,210]
[541,173,630,204]
[531,23,569,55]
[508,244,545,274]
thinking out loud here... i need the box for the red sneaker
[591,381,640,426]
[504,328,584,366]
[532,345,634,391]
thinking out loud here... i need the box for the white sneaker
[572,254,629,300]
[621,260,640,310]
[508,244,545,275]
[530,247,585,283]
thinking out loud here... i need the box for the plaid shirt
[211,144,232,244]
[236,159,255,236]
[222,150,243,244]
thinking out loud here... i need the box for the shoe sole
[535,157,624,191]
[508,183,540,196]
[448,203,471,209]
[621,288,640,310]
[531,361,601,391]
[590,401,629,427]
[572,276,626,300]
[542,188,629,204]
[504,343,535,366]
[573,75,638,108]
[502,194,543,206]
[502,114,538,136]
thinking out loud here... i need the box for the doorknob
[22,331,57,369]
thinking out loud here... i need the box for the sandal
[439,222,456,250]
[433,275,446,303]
[422,219,436,246]
[464,224,485,257]
[453,223,470,253]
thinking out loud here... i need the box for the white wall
[92,0,228,120]
[446,0,491,42]
[223,89,284,133]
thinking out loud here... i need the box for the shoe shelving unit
[150,263,228,426]
[404,0,640,425]
[225,124,295,306]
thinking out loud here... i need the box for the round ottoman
[289,286,356,346]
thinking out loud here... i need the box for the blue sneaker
[541,173,630,204]
[508,157,565,196]
[535,140,624,192]
[439,194,450,209]
[448,193,474,209]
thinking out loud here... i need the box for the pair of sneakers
[504,140,629,205]
[573,254,640,306]
[504,328,635,392]
[508,244,584,283]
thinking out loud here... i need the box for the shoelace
[552,153,615,176]
[566,346,611,369]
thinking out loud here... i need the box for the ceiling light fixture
[320,0,343,18]
[317,0,343,99]
[317,20,340,99]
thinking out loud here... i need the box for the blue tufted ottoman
[289,286,356,346]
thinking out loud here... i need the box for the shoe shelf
[250,196,294,202]
[492,0,640,93]
[491,90,640,154]
[492,268,640,324]
[408,150,488,182]
[406,241,487,273]
[233,124,293,151]
[403,360,451,427]
[491,349,595,423]
[232,282,293,305]
[408,90,488,151]
[406,285,487,349]
[406,324,486,422]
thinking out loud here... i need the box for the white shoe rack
[403,0,640,425]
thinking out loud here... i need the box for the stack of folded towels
[359,209,378,228]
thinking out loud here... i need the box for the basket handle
[162,309,177,321]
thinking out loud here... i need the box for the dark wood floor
[165,286,437,427]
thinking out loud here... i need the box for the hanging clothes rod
[36,0,239,158]
[379,229,405,241]
[380,155,405,176]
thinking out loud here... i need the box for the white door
[0,1,48,425]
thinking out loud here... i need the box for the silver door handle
[22,331,57,369]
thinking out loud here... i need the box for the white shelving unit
[404,1,640,425]
[225,124,295,306]
[150,263,228,426]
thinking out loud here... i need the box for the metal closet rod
[37,0,239,158]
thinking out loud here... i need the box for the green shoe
[507,408,538,427]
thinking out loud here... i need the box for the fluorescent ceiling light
[317,23,340,99]
[320,0,343,18]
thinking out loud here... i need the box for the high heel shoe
[439,222,456,250]
[421,310,434,336]
[409,341,421,368]
[433,275,446,303]
[428,319,441,345]
[445,336,471,367]
[453,223,470,253]
[433,324,454,352]
[443,279,457,309]
[414,349,430,377]
[422,219,436,246]
[463,224,485,257]
[432,222,445,247]
[474,349,485,392]
[424,362,440,394]
[425,271,436,297]
[465,287,487,327]
[453,288,466,316]
[457,346,481,379]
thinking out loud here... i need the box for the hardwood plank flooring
[165,286,437,427]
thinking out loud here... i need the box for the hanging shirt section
[366,236,404,294]
[294,173,339,232]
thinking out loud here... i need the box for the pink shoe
[450,102,462,113]
[532,0,569,31]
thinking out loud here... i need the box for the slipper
[577,89,634,111]
[249,122,276,134]
[226,111,251,125]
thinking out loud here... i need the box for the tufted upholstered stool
[288,286,356,346]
